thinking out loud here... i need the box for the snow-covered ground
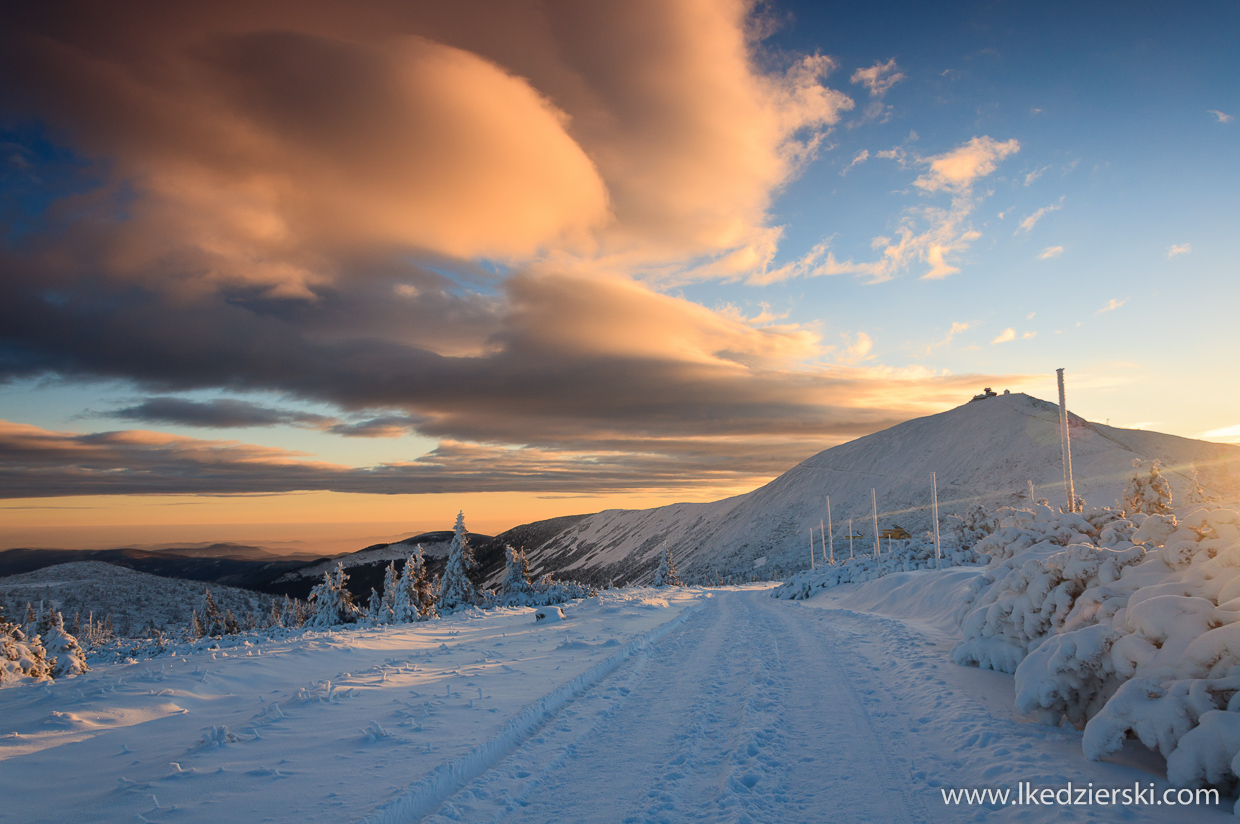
[2,579,1229,821]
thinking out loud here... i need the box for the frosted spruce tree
[437,512,478,612]
[500,545,534,604]
[200,589,225,637]
[651,543,681,587]
[365,588,384,623]
[372,562,398,624]
[308,562,360,627]
[38,607,88,678]
[1123,458,1173,515]
[391,546,436,622]
[411,546,438,620]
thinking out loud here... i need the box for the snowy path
[408,589,1226,823]
[1,585,1229,822]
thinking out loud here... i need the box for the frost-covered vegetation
[771,504,994,600]
[1,601,88,685]
[945,484,1240,806]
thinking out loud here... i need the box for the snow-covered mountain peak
[505,393,1240,585]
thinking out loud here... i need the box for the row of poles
[808,472,943,571]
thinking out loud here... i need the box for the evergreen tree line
[305,511,600,628]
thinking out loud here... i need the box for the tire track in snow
[423,590,933,824]
[358,600,704,824]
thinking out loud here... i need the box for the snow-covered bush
[952,542,1145,673]
[1124,459,1174,516]
[308,562,360,628]
[651,543,682,588]
[950,502,1240,804]
[438,512,479,613]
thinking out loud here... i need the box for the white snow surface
[519,392,1240,583]
[2,579,1230,821]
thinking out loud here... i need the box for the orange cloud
[913,136,1020,194]
[2,0,853,296]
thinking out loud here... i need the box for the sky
[1,0,1237,552]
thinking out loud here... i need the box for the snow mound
[534,606,565,622]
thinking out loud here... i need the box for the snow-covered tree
[365,587,385,624]
[200,589,225,637]
[189,610,205,639]
[1123,458,1173,516]
[391,547,434,622]
[412,550,438,620]
[39,608,88,678]
[373,562,398,624]
[500,545,534,601]
[1,606,50,684]
[307,562,360,627]
[652,543,681,587]
[437,512,479,612]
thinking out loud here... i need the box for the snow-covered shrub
[953,542,1145,673]
[1166,710,1240,797]
[530,575,595,604]
[1014,624,1122,726]
[651,544,681,587]
[308,562,360,627]
[1124,459,1174,516]
[438,512,479,612]
[951,503,1240,800]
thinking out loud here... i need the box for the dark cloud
[0,422,819,498]
[104,397,335,429]
[326,416,421,438]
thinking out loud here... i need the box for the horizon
[2,1,1238,553]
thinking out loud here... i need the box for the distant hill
[491,392,1240,586]
[0,547,322,594]
[0,561,273,636]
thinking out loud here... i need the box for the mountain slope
[509,392,1240,585]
